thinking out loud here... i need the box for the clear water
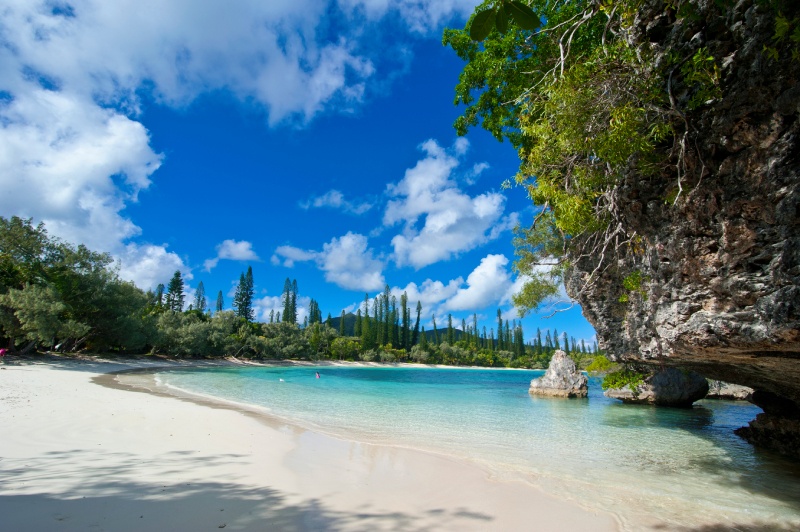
[158,365,800,530]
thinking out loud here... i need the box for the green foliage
[330,337,359,360]
[601,367,647,391]
[618,270,649,303]
[165,271,185,312]
[585,354,615,373]
[232,267,255,322]
[681,47,722,109]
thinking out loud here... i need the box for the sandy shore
[0,356,618,531]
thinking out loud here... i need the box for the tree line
[0,216,601,368]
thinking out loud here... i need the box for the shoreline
[0,355,619,531]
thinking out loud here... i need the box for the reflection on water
[159,366,800,530]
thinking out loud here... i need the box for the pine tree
[400,292,409,349]
[447,314,455,344]
[233,267,255,322]
[432,315,439,345]
[269,309,275,323]
[165,270,184,312]
[290,279,298,324]
[282,278,293,323]
[155,283,165,308]
[412,300,422,347]
[339,310,346,336]
[216,290,224,313]
[419,326,428,350]
[496,309,503,350]
[355,309,362,337]
[193,281,206,313]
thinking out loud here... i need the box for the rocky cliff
[565,0,800,456]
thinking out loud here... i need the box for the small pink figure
[316,372,320,379]
[0,348,6,358]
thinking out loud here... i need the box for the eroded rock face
[604,368,709,407]
[564,0,800,455]
[706,380,754,401]
[529,350,588,398]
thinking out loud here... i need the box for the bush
[601,367,648,391]
[585,355,616,374]
[359,349,377,362]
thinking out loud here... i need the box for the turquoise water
[158,365,800,530]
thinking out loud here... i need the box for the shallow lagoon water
[158,365,800,530]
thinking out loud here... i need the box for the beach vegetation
[601,367,648,393]
[0,215,602,367]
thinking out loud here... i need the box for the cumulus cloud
[115,243,191,290]
[442,254,512,311]
[203,240,260,271]
[271,246,317,268]
[384,139,510,269]
[272,232,385,292]
[300,189,373,215]
[5,0,472,290]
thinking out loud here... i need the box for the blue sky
[0,0,596,344]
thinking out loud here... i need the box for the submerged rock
[529,350,588,398]
[604,368,709,407]
[706,380,754,401]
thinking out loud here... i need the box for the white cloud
[300,189,373,215]
[272,232,385,292]
[320,232,385,291]
[339,0,478,33]
[115,243,191,290]
[384,139,510,269]
[271,246,317,268]
[0,1,484,293]
[443,254,512,311]
[204,240,260,271]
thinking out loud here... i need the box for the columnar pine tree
[339,310,346,336]
[496,309,504,350]
[400,292,409,350]
[155,283,165,308]
[446,314,454,344]
[290,279,298,323]
[216,291,224,313]
[355,309,362,337]
[233,267,255,321]
[165,270,185,312]
[193,281,206,313]
[282,278,292,322]
[412,300,422,347]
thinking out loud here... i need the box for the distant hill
[325,313,467,344]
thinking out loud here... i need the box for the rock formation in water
[706,380,754,401]
[529,350,588,398]
[604,368,709,407]
[564,0,800,456]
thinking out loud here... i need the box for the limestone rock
[706,380,754,401]
[529,350,588,398]
[604,368,709,407]
[561,0,800,455]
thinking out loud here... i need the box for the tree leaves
[469,9,496,41]
[496,4,509,34]
[507,1,538,30]
[468,1,539,41]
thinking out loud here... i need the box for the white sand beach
[0,357,618,531]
